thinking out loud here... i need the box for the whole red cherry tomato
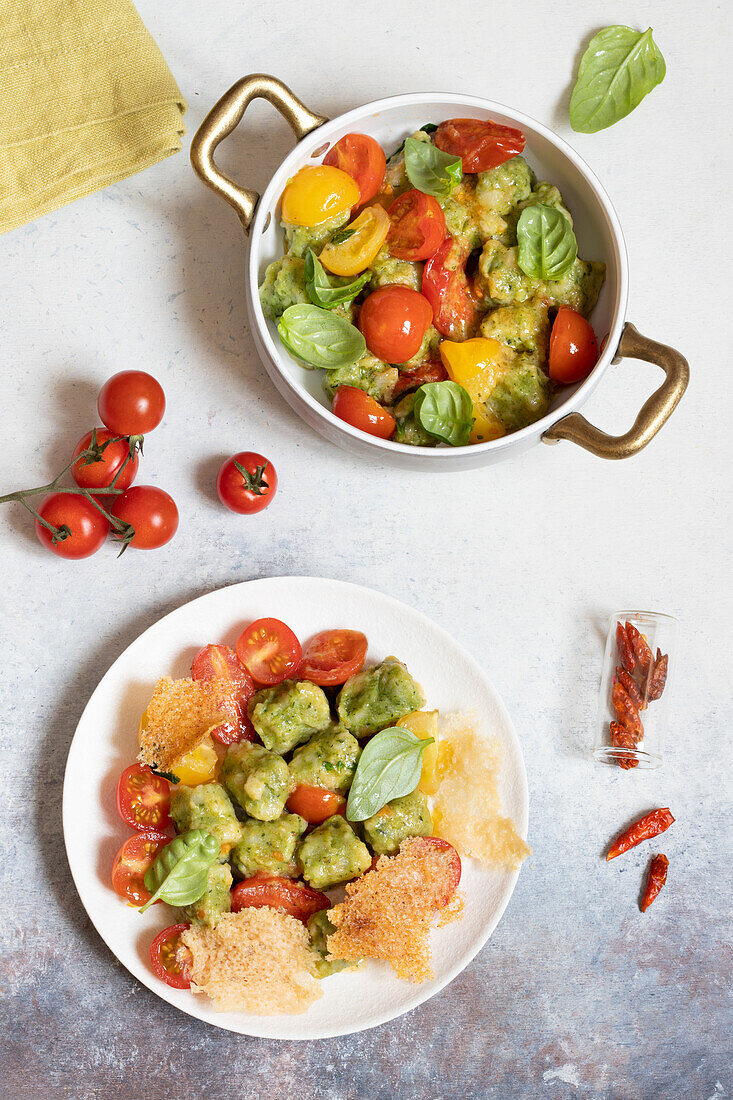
[434,118,526,173]
[387,189,446,261]
[34,492,109,559]
[98,371,166,436]
[149,924,192,989]
[331,386,396,440]
[358,285,433,363]
[110,485,178,549]
[216,452,277,515]
[323,133,386,205]
[422,239,480,340]
[548,307,599,384]
[71,428,139,491]
[298,629,368,686]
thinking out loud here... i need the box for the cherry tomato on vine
[34,492,109,559]
[331,386,396,440]
[235,618,302,685]
[548,307,598,384]
[111,830,170,905]
[216,452,277,515]
[231,874,330,923]
[358,285,433,363]
[422,239,480,340]
[434,118,526,173]
[298,629,368,686]
[323,133,386,206]
[116,764,171,832]
[110,485,178,549]
[286,785,347,825]
[191,643,256,745]
[71,428,139,491]
[98,370,166,436]
[387,189,446,261]
[149,924,192,989]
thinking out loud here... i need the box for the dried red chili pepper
[616,666,646,711]
[616,622,636,673]
[626,622,653,677]
[606,808,675,861]
[646,648,668,702]
[609,721,638,769]
[612,681,644,742]
[640,853,669,912]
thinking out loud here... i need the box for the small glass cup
[593,610,677,769]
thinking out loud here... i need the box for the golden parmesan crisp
[326,836,462,983]
[181,908,322,1015]
[432,713,530,870]
[137,676,226,770]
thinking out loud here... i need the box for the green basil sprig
[304,249,371,310]
[278,304,366,369]
[387,123,437,163]
[516,203,577,281]
[570,26,666,133]
[346,727,433,822]
[414,380,474,447]
[139,830,220,913]
[404,137,462,200]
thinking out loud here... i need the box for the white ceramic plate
[63,576,529,1039]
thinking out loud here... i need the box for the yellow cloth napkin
[0,0,186,235]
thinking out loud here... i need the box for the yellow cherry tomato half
[171,738,219,785]
[319,205,391,276]
[397,710,441,795]
[440,337,511,443]
[281,166,360,227]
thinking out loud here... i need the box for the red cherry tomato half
[422,239,480,340]
[412,836,462,907]
[116,764,172,832]
[387,189,446,262]
[392,356,448,399]
[71,428,139,491]
[549,307,599,384]
[216,452,277,515]
[323,133,386,205]
[34,492,109,559]
[191,643,256,745]
[358,285,433,364]
[110,485,178,549]
[434,118,526,173]
[298,629,368,686]
[331,386,396,440]
[231,874,331,923]
[286,785,347,825]
[235,618,302,686]
[150,924,193,989]
[111,830,170,906]
[97,370,166,436]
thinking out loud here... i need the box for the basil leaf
[346,727,433,822]
[304,249,371,310]
[516,203,577,281]
[413,381,474,447]
[139,830,220,913]
[278,304,366,369]
[569,26,666,133]
[404,137,462,200]
[387,123,438,163]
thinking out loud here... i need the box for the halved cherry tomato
[71,428,139,491]
[231,874,330,922]
[281,166,359,227]
[111,830,170,905]
[412,836,462,907]
[323,133,386,205]
[319,205,390,276]
[332,386,396,440]
[548,306,598,384]
[358,284,433,363]
[387,189,446,261]
[392,356,448,398]
[422,239,481,341]
[116,764,171,832]
[235,618,301,685]
[286,785,347,824]
[434,118,525,173]
[298,629,368,686]
[150,923,192,989]
[191,643,256,745]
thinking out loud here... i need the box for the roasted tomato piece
[549,307,598,384]
[332,386,396,440]
[286,784,347,824]
[116,764,171,832]
[230,874,331,923]
[434,118,525,173]
[392,357,448,398]
[298,629,368,686]
[323,133,386,205]
[411,836,462,907]
[191,643,256,744]
[387,189,446,261]
[149,924,193,989]
[422,238,481,340]
[235,618,302,686]
[111,831,170,906]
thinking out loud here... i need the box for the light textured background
[1,0,731,1097]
